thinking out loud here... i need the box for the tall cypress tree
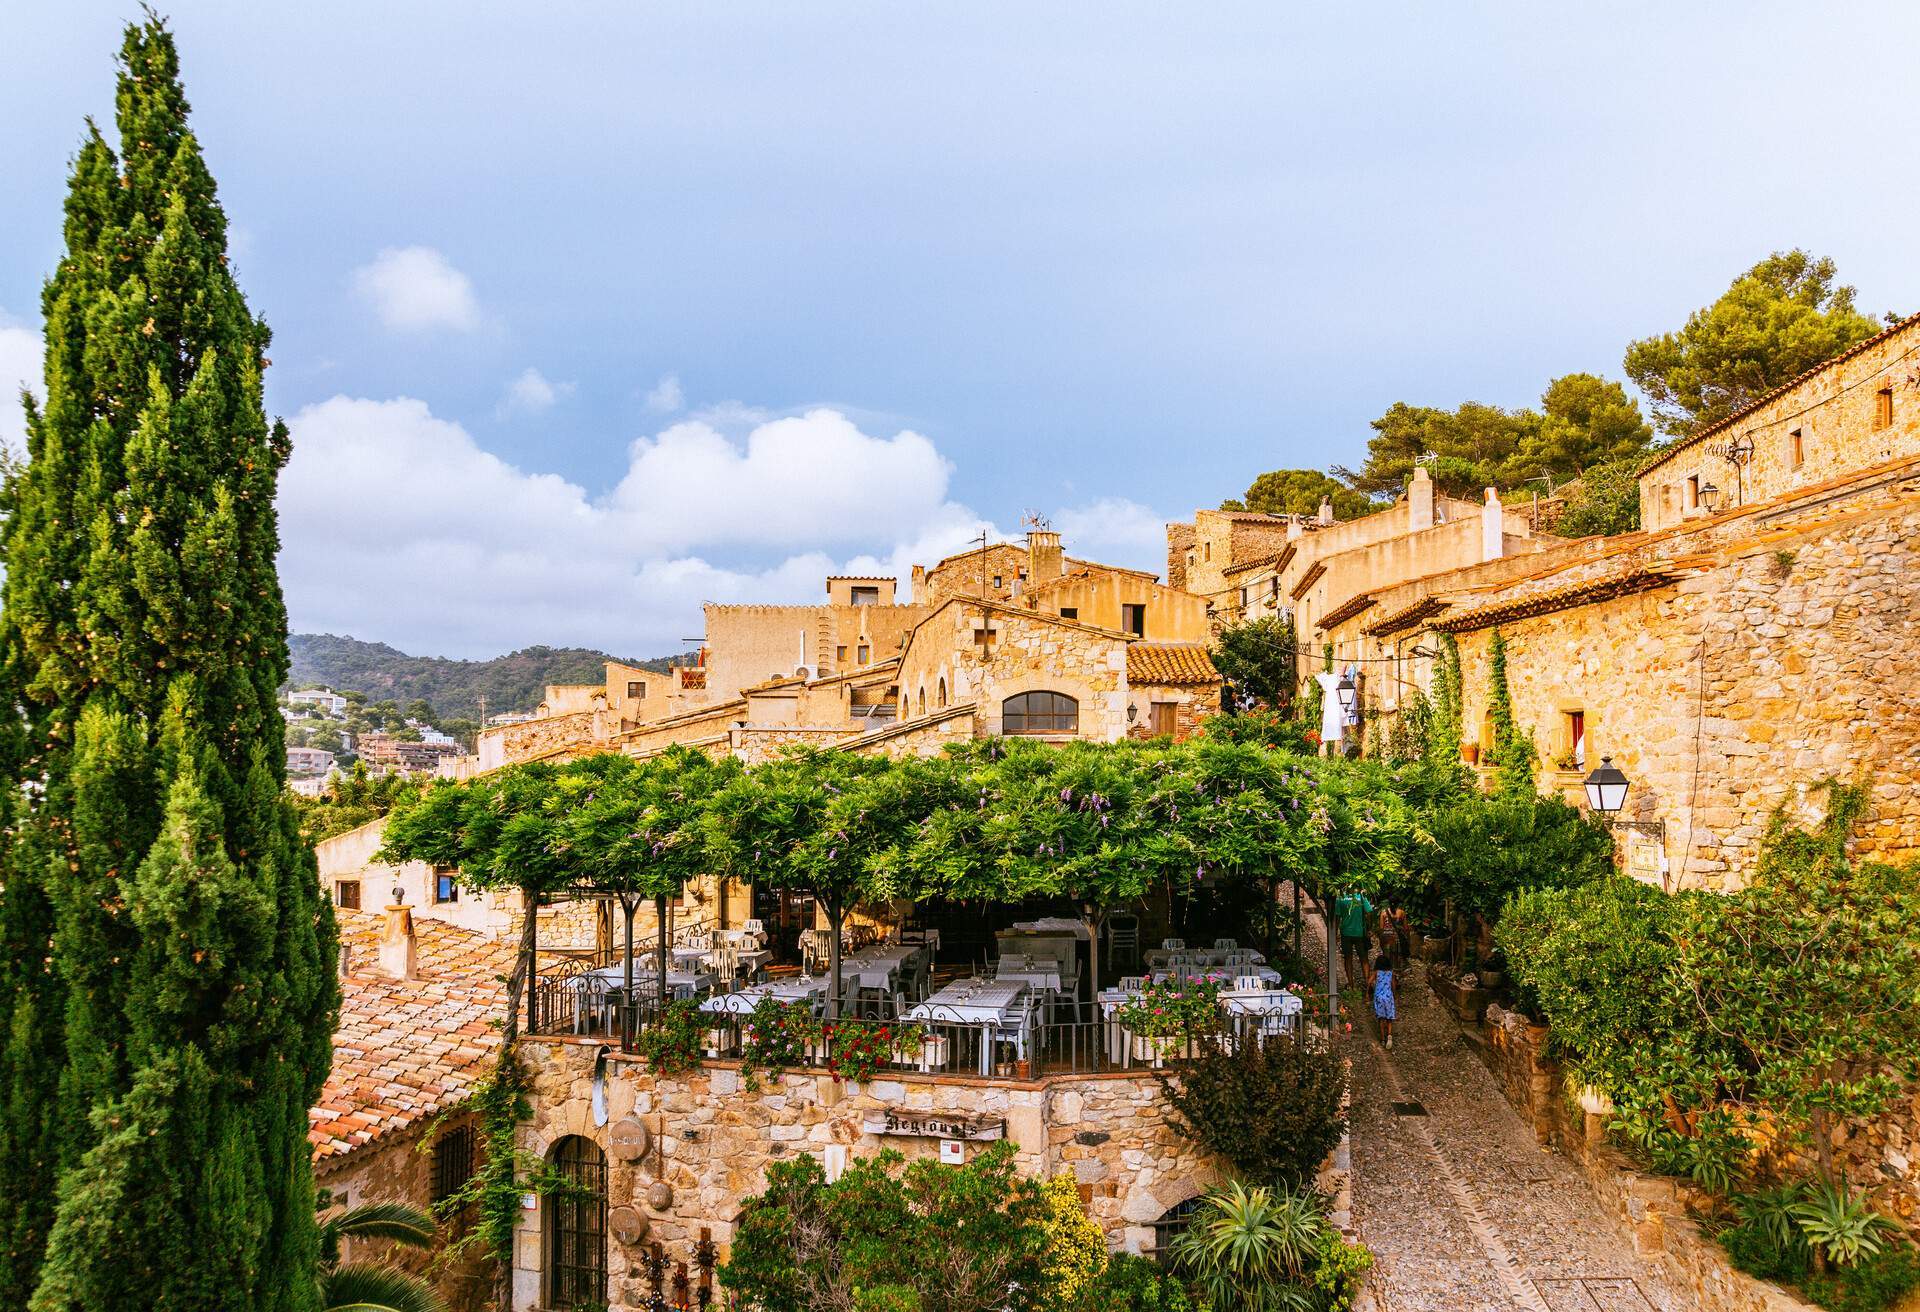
[0,17,336,1311]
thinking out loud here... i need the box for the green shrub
[1417,789,1612,925]
[1160,1034,1346,1189]
[632,998,706,1075]
[1169,1182,1328,1312]
[1080,1254,1210,1312]
[1803,1244,1920,1312]
[1310,1229,1374,1311]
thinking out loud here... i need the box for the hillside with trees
[288,633,674,718]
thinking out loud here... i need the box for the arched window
[1002,691,1078,735]
[545,1136,607,1308]
[937,677,948,709]
[1149,1196,1204,1266]
[918,687,927,716]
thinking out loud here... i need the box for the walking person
[1368,951,1397,1049]
[1334,889,1373,990]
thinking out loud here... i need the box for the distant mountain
[287,633,675,719]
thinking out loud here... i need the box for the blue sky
[4,2,1918,658]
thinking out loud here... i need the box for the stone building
[1313,311,1920,887]
[312,907,514,1312]
[1170,467,1542,635]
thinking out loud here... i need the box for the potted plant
[1461,742,1480,765]
[1115,979,1223,1066]
[739,999,820,1090]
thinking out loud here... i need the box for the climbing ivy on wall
[1427,633,1464,763]
[1486,629,1537,794]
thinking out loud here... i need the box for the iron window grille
[545,1136,607,1309]
[1002,691,1079,735]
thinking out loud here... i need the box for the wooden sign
[610,1205,648,1245]
[860,1109,1005,1141]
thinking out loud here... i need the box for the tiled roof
[1289,560,1326,601]
[310,913,514,1167]
[1640,310,1920,475]
[1222,541,1297,578]
[1127,643,1220,686]
[1428,559,1709,633]
[1364,596,1449,637]
[1314,593,1376,632]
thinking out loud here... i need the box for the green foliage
[1416,789,1611,924]
[632,999,706,1076]
[1212,617,1299,714]
[1550,455,1645,538]
[0,16,335,1308]
[1790,1182,1895,1269]
[1719,1183,1917,1312]
[1426,635,1463,765]
[1802,1245,1920,1312]
[1623,250,1885,437]
[316,1193,444,1312]
[1168,1182,1338,1312]
[1116,979,1226,1039]
[718,1142,1050,1312]
[739,999,821,1091]
[1340,374,1653,499]
[288,633,665,720]
[1223,469,1378,521]
[1201,710,1317,756]
[1309,1231,1373,1312]
[1036,1175,1107,1312]
[1160,1034,1346,1189]
[1484,630,1536,794]
[821,1019,921,1084]
[292,763,422,844]
[1078,1254,1209,1312]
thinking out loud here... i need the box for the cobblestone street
[1343,953,1689,1312]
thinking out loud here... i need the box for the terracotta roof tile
[1314,593,1377,632]
[1364,596,1449,637]
[1428,560,1707,633]
[1126,643,1220,686]
[310,913,515,1168]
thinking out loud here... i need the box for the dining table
[1142,946,1267,970]
[698,976,826,1016]
[906,979,1032,1075]
[1149,964,1286,988]
[835,943,925,993]
[572,963,715,1033]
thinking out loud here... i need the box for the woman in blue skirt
[1368,951,1396,1049]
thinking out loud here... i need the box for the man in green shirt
[1334,891,1373,989]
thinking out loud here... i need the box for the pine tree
[0,16,336,1310]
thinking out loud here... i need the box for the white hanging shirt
[1315,671,1345,748]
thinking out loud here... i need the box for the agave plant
[1789,1181,1892,1271]
[1168,1180,1329,1312]
[317,1191,447,1312]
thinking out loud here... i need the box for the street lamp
[1334,673,1356,712]
[1699,481,1721,514]
[1582,756,1629,815]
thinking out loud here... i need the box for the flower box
[703,1028,735,1058]
[916,1034,951,1072]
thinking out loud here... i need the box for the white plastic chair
[1162,937,1185,951]
[1118,975,1147,993]
[1235,975,1266,993]
[1214,937,1237,950]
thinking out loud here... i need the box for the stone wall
[317,1115,492,1312]
[1639,316,1920,533]
[510,1039,1348,1311]
[1480,1006,1823,1312]
[1451,478,1920,888]
[478,707,603,769]
[898,602,1130,745]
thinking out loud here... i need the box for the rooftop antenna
[973,527,989,599]
[1020,510,1051,531]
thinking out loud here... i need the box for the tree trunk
[1082,903,1101,1024]
[655,893,671,1017]
[524,888,539,1037]
[826,897,846,1020]
[622,894,637,1049]
[502,886,541,1048]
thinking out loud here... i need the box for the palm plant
[317,1191,447,1312]
[1168,1180,1329,1312]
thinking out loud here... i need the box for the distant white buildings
[287,745,336,776]
[288,688,349,718]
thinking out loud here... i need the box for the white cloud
[278,396,1171,658]
[351,246,483,333]
[644,374,683,414]
[0,310,44,459]
[498,366,574,417]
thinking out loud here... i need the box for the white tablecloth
[1150,965,1284,988]
[699,978,825,1016]
[1144,947,1267,970]
[995,960,1065,993]
[837,944,924,991]
[1011,917,1091,940]
[907,979,1032,1075]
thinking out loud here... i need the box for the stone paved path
[1297,895,1692,1312]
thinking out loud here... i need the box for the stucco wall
[705,603,928,698]
[1024,572,1209,642]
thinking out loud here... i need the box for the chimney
[1316,497,1334,526]
[1407,466,1434,532]
[337,943,354,979]
[910,563,928,604]
[1026,529,1064,584]
[378,888,418,981]
[1481,487,1505,562]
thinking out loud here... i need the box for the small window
[835,645,848,664]
[432,1123,476,1205]
[1686,475,1701,509]
[1002,691,1079,736]
[856,643,870,664]
[1788,428,1804,469]
[917,688,926,716]
[1058,607,1078,621]
[1203,543,1211,561]
[991,575,1003,590]
[851,586,880,605]
[1121,603,1146,636]
[1562,711,1586,769]
[627,681,644,700]
[1874,385,1894,431]
[937,677,947,708]
[1269,577,1280,598]
[434,870,459,904]
[335,880,361,911]
[1150,702,1177,737]
[1240,587,1249,607]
